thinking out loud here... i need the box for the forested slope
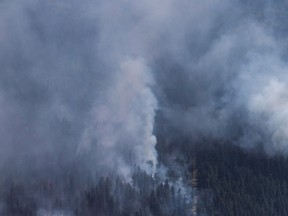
[193,143,288,216]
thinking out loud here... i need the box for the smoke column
[78,58,158,176]
[0,0,229,178]
[0,0,163,178]
[2,0,288,214]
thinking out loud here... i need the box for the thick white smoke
[0,0,162,178]
[0,0,232,178]
[2,1,288,213]
[238,52,288,153]
[78,58,157,176]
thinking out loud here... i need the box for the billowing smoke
[0,0,163,214]
[0,0,232,178]
[2,0,288,215]
[153,1,288,156]
[0,0,161,178]
[78,57,157,176]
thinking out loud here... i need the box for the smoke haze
[1,0,288,214]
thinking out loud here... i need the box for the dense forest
[4,141,288,216]
[193,143,288,216]
[0,168,192,216]
[154,115,288,216]
[2,0,288,215]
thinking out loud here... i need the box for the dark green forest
[4,141,288,215]
[193,143,288,216]
[1,169,191,216]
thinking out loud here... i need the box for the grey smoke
[0,0,233,178]
[1,0,288,211]
[0,0,161,178]
[153,1,288,156]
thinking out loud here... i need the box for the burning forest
[1,0,288,215]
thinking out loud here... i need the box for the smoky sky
[153,0,288,155]
[0,0,288,181]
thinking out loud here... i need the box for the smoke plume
[2,0,288,214]
[0,0,162,178]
